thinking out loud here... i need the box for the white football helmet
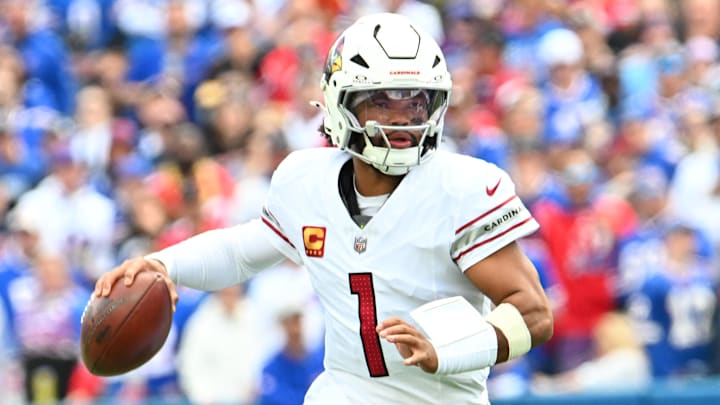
[317,13,452,176]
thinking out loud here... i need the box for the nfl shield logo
[354,236,367,254]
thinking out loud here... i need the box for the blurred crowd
[1,0,720,404]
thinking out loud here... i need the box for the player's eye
[409,101,426,111]
[368,98,389,109]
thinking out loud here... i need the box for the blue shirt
[15,29,77,114]
[627,262,715,378]
[258,346,324,405]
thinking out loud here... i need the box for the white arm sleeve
[146,219,287,291]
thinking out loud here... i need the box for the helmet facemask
[340,88,448,175]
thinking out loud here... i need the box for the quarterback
[95,13,553,404]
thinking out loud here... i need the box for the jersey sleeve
[259,153,305,265]
[451,163,540,271]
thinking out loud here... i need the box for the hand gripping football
[81,271,173,376]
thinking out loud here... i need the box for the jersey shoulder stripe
[455,195,516,234]
[261,206,295,249]
[451,195,534,259]
[453,217,535,261]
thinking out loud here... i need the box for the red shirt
[533,194,637,337]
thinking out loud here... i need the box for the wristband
[410,296,498,375]
[432,323,497,375]
[486,303,532,360]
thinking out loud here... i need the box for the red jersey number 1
[349,273,389,377]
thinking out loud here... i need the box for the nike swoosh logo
[486,178,501,196]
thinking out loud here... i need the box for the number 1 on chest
[349,273,389,377]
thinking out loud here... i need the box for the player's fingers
[378,324,419,338]
[384,333,421,347]
[144,259,178,312]
[376,317,405,332]
[93,260,143,297]
[93,277,110,297]
[163,280,179,313]
[386,335,428,367]
[122,259,148,286]
[403,352,422,366]
[403,352,428,367]
[391,342,433,370]
[169,289,179,313]
[94,266,126,297]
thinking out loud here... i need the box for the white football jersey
[259,148,539,404]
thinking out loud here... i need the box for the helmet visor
[348,89,443,126]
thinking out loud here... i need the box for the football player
[94,13,553,404]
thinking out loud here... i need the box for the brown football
[81,271,173,376]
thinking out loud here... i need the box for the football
[81,271,173,376]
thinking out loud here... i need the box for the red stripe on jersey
[261,217,296,249]
[452,217,533,261]
[455,195,517,234]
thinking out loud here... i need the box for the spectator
[618,166,713,300]
[223,125,290,225]
[469,22,528,115]
[195,76,256,157]
[69,85,116,178]
[177,285,263,404]
[0,119,46,211]
[624,224,717,378]
[450,24,532,169]
[7,253,87,404]
[119,0,221,119]
[0,207,45,350]
[533,147,637,372]
[9,144,117,285]
[135,86,187,163]
[115,188,168,262]
[565,5,616,77]
[87,47,138,118]
[536,28,608,149]
[257,303,324,405]
[684,35,720,93]
[668,103,720,248]
[205,1,263,83]
[246,261,325,368]
[0,0,77,114]
[498,0,564,80]
[145,121,235,246]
